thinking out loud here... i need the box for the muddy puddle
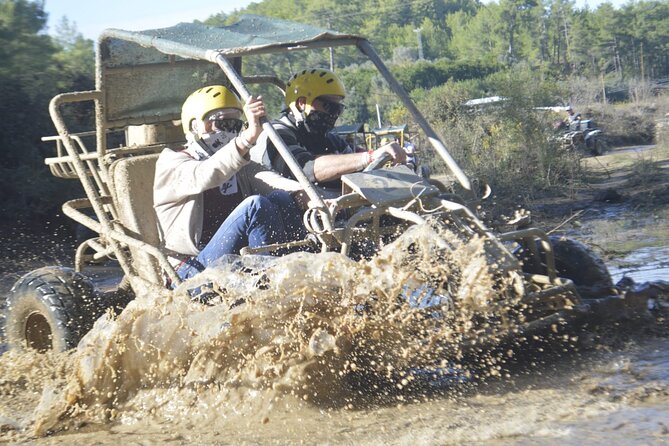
[608,246,669,283]
[1,221,668,445]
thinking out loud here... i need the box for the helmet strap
[289,102,312,133]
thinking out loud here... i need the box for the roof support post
[210,51,334,231]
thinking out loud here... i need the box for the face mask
[193,130,237,159]
[304,110,339,136]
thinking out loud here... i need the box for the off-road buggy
[1,16,643,354]
[333,123,428,177]
[367,124,428,176]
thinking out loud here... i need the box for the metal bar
[49,92,131,280]
[499,228,558,283]
[99,29,361,62]
[356,39,472,195]
[42,130,98,141]
[210,52,333,231]
[386,207,426,225]
[524,284,579,304]
[63,198,180,286]
[339,207,384,255]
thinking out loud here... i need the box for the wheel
[590,137,607,156]
[516,236,614,299]
[362,152,393,172]
[2,267,104,352]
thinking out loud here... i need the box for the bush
[400,67,586,201]
[584,103,659,146]
[391,59,501,91]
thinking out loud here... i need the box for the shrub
[402,68,586,201]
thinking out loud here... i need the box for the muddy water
[1,223,668,445]
[609,246,669,283]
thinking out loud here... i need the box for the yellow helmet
[181,85,243,133]
[285,68,346,109]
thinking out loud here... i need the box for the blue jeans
[176,192,304,280]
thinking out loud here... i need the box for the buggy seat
[108,153,163,285]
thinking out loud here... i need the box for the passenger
[403,140,417,172]
[251,68,406,191]
[153,85,301,281]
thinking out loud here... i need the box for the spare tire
[516,236,614,299]
[2,267,103,352]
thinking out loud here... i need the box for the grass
[587,208,669,256]
[581,143,669,184]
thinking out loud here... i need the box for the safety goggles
[317,97,346,118]
[208,115,244,133]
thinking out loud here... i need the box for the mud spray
[1,222,667,444]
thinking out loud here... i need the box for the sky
[44,0,257,40]
[44,0,627,41]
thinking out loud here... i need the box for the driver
[251,68,406,191]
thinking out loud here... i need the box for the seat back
[108,153,163,285]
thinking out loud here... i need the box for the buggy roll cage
[46,16,570,299]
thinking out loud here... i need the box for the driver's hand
[373,142,406,165]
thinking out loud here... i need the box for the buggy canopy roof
[97,15,363,127]
[333,123,366,135]
[100,15,362,66]
[371,125,409,135]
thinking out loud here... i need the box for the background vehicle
[332,123,369,153]
[367,124,429,177]
[1,16,643,356]
[562,117,605,156]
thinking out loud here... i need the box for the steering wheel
[362,152,393,172]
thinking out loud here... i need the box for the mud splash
[1,221,526,440]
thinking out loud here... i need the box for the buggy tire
[3,267,102,352]
[517,236,614,299]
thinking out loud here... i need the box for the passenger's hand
[372,142,406,165]
[241,95,266,145]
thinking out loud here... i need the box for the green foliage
[403,66,585,197]
[0,0,93,221]
[2,0,668,223]
[392,59,502,91]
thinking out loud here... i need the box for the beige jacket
[153,140,302,257]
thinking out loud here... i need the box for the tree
[0,1,91,220]
[52,17,95,90]
[497,0,538,65]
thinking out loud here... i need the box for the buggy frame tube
[50,92,180,287]
[62,198,180,285]
[498,228,558,283]
[357,39,472,195]
[49,92,132,277]
[210,52,334,231]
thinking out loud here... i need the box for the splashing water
[1,221,529,438]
